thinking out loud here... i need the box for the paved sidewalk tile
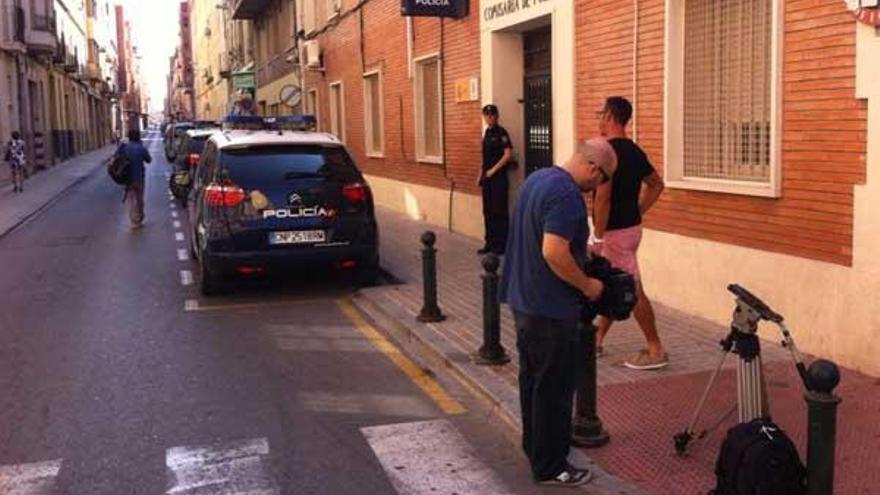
[0,145,115,239]
[357,206,880,495]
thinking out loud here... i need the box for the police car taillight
[188,153,200,167]
[342,183,369,203]
[205,183,246,207]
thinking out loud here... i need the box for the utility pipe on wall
[632,0,639,141]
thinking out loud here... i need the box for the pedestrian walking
[477,104,513,255]
[120,128,152,228]
[591,96,668,370]
[500,138,616,487]
[5,131,26,193]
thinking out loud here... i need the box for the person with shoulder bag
[118,129,152,229]
[6,131,26,193]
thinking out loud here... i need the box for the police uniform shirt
[482,125,512,172]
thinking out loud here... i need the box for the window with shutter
[415,56,443,163]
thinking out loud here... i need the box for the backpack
[711,418,806,495]
[107,145,130,185]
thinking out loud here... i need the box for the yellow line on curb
[337,299,466,416]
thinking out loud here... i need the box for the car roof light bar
[222,115,317,132]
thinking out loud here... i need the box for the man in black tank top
[592,97,668,370]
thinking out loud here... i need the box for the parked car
[164,122,195,161]
[187,116,380,295]
[169,128,220,204]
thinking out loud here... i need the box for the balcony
[26,13,57,56]
[0,5,26,52]
[256,49,296,87]
[231,0,272,20]
[86,62,102,82]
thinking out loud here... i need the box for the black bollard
[571,320,610,448]
[417,231,445,323]
[805,359,842,495]
[475,253,510,366]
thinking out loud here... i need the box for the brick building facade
[214,0,880,375]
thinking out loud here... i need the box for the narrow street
[0,132,551,495]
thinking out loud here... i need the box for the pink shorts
[600,225,642,280]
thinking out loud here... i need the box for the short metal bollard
[571,320,610,448]
[417,231,446,323]
[805,359,842,495]
[475,253,510,366]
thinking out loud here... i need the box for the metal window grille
[364,73,382,154]
[330,83,344,141]
[416,58,441,159]
[683,0,772,182]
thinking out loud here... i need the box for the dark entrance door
[523,26,552,176]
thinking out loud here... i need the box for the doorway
[523,26,552,176]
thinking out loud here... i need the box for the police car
[187,115,380,295]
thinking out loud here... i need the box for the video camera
[581,255,638,321]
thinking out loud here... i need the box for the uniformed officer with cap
[478,104,514,255]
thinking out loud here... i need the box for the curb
[352,288,652,495]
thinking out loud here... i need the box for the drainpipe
[632,0,639,140]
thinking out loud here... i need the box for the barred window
[330,82,344,142]
[415,56,442,162]
[684,0,772,182]
[666,0,780,196]
[363,72,383,156]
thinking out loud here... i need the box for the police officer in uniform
[478,104,514,255]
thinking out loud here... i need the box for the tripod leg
[683,348,729,438]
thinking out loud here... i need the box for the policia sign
[401,0,468,18]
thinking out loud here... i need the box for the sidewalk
[0,145,116,239]
[355,207,880,495]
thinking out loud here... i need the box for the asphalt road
[0,132,561,495]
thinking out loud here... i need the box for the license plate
[269,230,326,245]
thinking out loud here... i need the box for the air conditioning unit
[303,40,321,69]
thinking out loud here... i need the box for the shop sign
[482,0,551,22]
[401,0,468,18]
[845,0,880,26]
[232,71,256,91]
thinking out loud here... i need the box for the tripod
[673,284,812,455]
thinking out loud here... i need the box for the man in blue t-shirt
[500,138,617,487]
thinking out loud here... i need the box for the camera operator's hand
[582,277,604,302]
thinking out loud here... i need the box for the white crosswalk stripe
[362,419,515,495]
[0,459,62,495]
[165,437,279,495]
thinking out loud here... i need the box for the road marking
[300,392,437,417]
[175,232,185,242]
[173,220,181,229]
[171,211,178,218]
[180,270,193,286]
[183,298,326,312]
[177,248,189,261]
[337,299,466,415]
[170,203,177,211]
[362,420,514,495]
[0,459,62,495]
[165,437,278,495]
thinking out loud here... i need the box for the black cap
[482,104,499,116]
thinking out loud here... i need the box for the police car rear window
[220,146,360,186]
